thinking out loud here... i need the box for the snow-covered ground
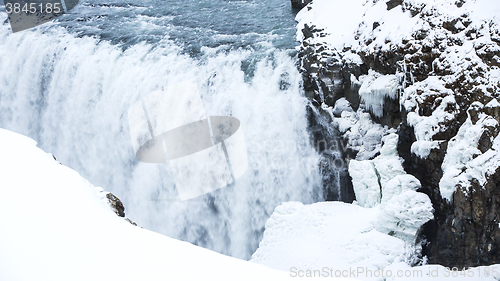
[0,128,292,281]
[251,200,500,280]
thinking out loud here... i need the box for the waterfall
[0,10,322,260]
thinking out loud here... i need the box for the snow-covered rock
[348,133,433,244]
[440,102,500,202]
[358,70,400,118]
[349,133,426,209]
[375,190,434,244]
[349,159,381,207]
[333,109,394,160]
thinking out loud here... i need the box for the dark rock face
[296,0,500,268]
[423,167,500,267]
[291,0,312,9]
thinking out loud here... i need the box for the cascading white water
[0,7,322,259]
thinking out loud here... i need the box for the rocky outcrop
[105,192,137,226]
[106,192,126,217]
[296,0,500,268]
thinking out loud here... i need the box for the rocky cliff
[296,0,500,268]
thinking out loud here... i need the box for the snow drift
[0,128,290,281]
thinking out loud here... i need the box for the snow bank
[0,128,289,281]
[250,201,412,275]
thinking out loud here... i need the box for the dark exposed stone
[306,104,356,203]
[302,24,314,40]
[386,0,403,10]
[291,0,312,9]
[105,192,138,226]
[106,192,125,217]
[423,168,500,267]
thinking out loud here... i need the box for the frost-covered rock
[348,133,433,245]
[349,159,381,207]
[403,78,457,159]
[375,190,434,244]
[359,70,400,118]
[334,109,394,160]
[349,133,424,208]
[440,102,500,202]
[382,174,421,204]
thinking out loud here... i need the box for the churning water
[0,0,322,259]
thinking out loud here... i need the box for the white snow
[332,97,354,117]
[0,128,290,281]
[349,159,381,208]
[297,0,500,55]
[486,99,500,108]
[382,175,421,204]
[250,201,412,276]
[295,0,366,50]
